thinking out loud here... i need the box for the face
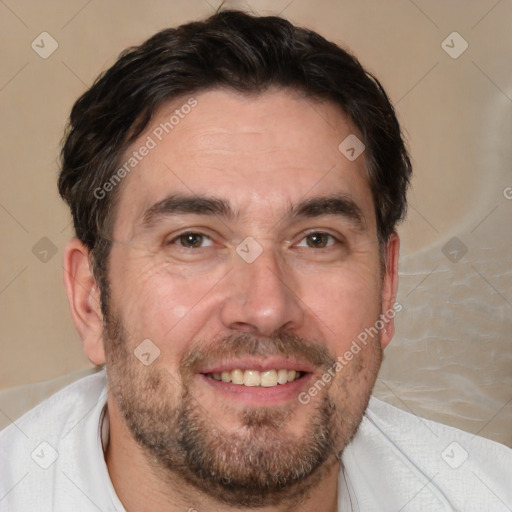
[102,88,396,507]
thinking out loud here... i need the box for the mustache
[181,331,336,374]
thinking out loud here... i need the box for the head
[60,9,411,508]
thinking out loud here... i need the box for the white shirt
[1,370,511,511]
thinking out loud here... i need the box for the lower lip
[197,373,314,406]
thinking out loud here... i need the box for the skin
[64,87,400,512]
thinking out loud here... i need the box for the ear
[63,238,105,365]
[379,232,400,349]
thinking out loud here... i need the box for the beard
[103,313,382,508]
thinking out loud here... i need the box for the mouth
[196,357,315,405]
[204,368,306,387]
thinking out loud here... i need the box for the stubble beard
[103,314,381,508]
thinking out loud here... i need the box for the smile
[205,369,305,387]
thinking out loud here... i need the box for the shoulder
[340,396,512,511]
[0,369,107,444]
[0,370,108,511]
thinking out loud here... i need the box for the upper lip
[198,356,316,374]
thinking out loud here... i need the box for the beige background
[0,0,511,447]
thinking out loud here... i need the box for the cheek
[108,252,226,357]
[300,262,383,351]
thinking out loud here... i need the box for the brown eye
[175,232,212,248]
[302,232,335,249]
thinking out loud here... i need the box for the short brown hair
[58,9,412,312]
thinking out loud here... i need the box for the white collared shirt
[1,370,510,511]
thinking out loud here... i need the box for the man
[1,9,510,512]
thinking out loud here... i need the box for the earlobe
[63,238,106,365]
[380,233,400,349]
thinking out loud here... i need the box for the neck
[105,397,341,512]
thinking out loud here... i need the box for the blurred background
[0,0,511,446]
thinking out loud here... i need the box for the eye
[171,232,214,249]
[296,232,337,249]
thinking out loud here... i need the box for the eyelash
[167,230,342,249]
[170,232,214,249]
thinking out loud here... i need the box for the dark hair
[58,9,411,310]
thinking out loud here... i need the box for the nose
[219,246,305,337]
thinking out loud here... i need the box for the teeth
[206,369,303,387]
[231,369,244,385]
[244,370,260,387]
[277,369,288,385]
[261,370,277,387]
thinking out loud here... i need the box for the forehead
[113,87,375,236]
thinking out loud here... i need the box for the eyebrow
[290,194,366,231]
[139,193,366,231]
[141,194,235,227]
